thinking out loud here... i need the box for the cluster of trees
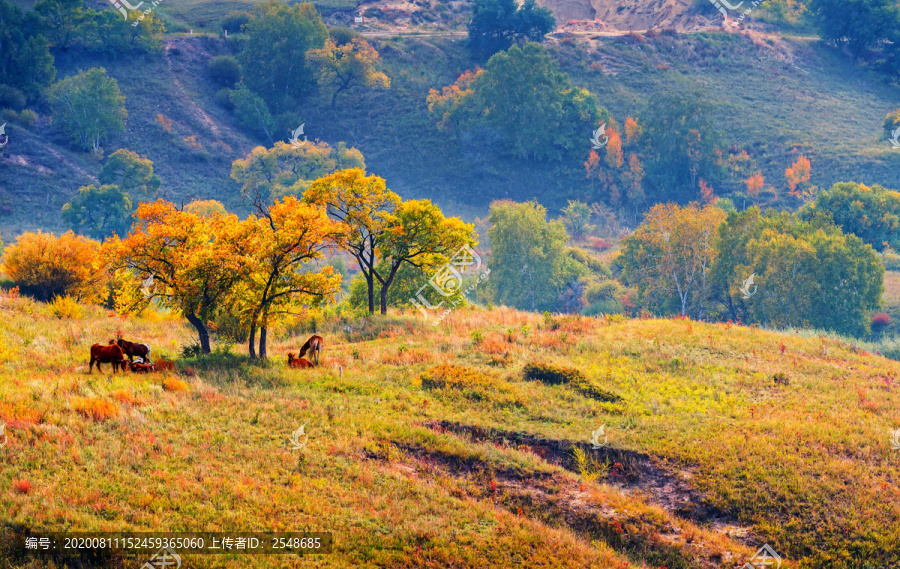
[619,200,884,336]
[0,0,163,111]
[215,1,390,142]
[467,0,555,58]
[427,43,604,162]
[62,149,160,238]
[9,167,475,358]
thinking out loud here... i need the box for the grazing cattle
[130,361,156,373]
[117,338,152,363]
[89,343,127,374]
[297,335,324,366]
[287,353,315,369]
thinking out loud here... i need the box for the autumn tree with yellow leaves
[231,195,345,359]
[305,168,476,315]
[620,202,726,318]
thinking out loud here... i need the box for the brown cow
[130,361,156,373]
[117,338,152,363]
[297,335,324,365]
[287,353,315,368]
[90,343,127,374]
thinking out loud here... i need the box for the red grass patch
[111,390,144,406]
[12,479,32,494]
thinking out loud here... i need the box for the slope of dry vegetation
[1,292,899,568]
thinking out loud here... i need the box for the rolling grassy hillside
[1,292,899,568]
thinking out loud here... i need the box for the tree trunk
[248,322,257,359]
[380,286,388,315]
[259,326,268,359]
[366,272,375,314]
[185,312,211,354]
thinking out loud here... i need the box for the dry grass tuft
[74,398,119,421]
[163,376,190,392]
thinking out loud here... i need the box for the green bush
[329,26,361,46]
[220,10,251,34]
[0,85,26,111]
[17,109,37,127]
[523,362,584,385]
[208,56,242,87]
[214,88,235,110]
[883,247,900,271]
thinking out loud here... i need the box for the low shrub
[523,362,584,385]
[47,295,82,319]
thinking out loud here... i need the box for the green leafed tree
[710,207,883,336]
[306,38,390,108]
[800,182,900,252]
[0,1,56,101]
[374,199,477,315]
[807,0,900,59]
[61,184,133,240]
[468,0,555,58]
[232,140,365,203]
[99,149,160,202]
[229,83,276,143]
[487,200,584,312]
[641,91,724,201]
[47,67,126,152]
[427,43,603,162]
[239,0,328,110]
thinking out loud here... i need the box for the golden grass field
[1,291,899,568]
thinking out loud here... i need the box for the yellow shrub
[2,231,106,302]
[47,295,83,319]
[162,376,189,392]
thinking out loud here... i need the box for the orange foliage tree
[104,201,255,354]
[232,195,345,358]
[744,173,765,198]
[2,231,106,302]
[306,38,390,108]
[785,155,816,202]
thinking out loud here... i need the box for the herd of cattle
[87,335,324,373]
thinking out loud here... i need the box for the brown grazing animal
[287,353,315,368]
[89,343,127,374]
[130,361,156,373]
[117,338,152,363]
[297,335,324,365]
